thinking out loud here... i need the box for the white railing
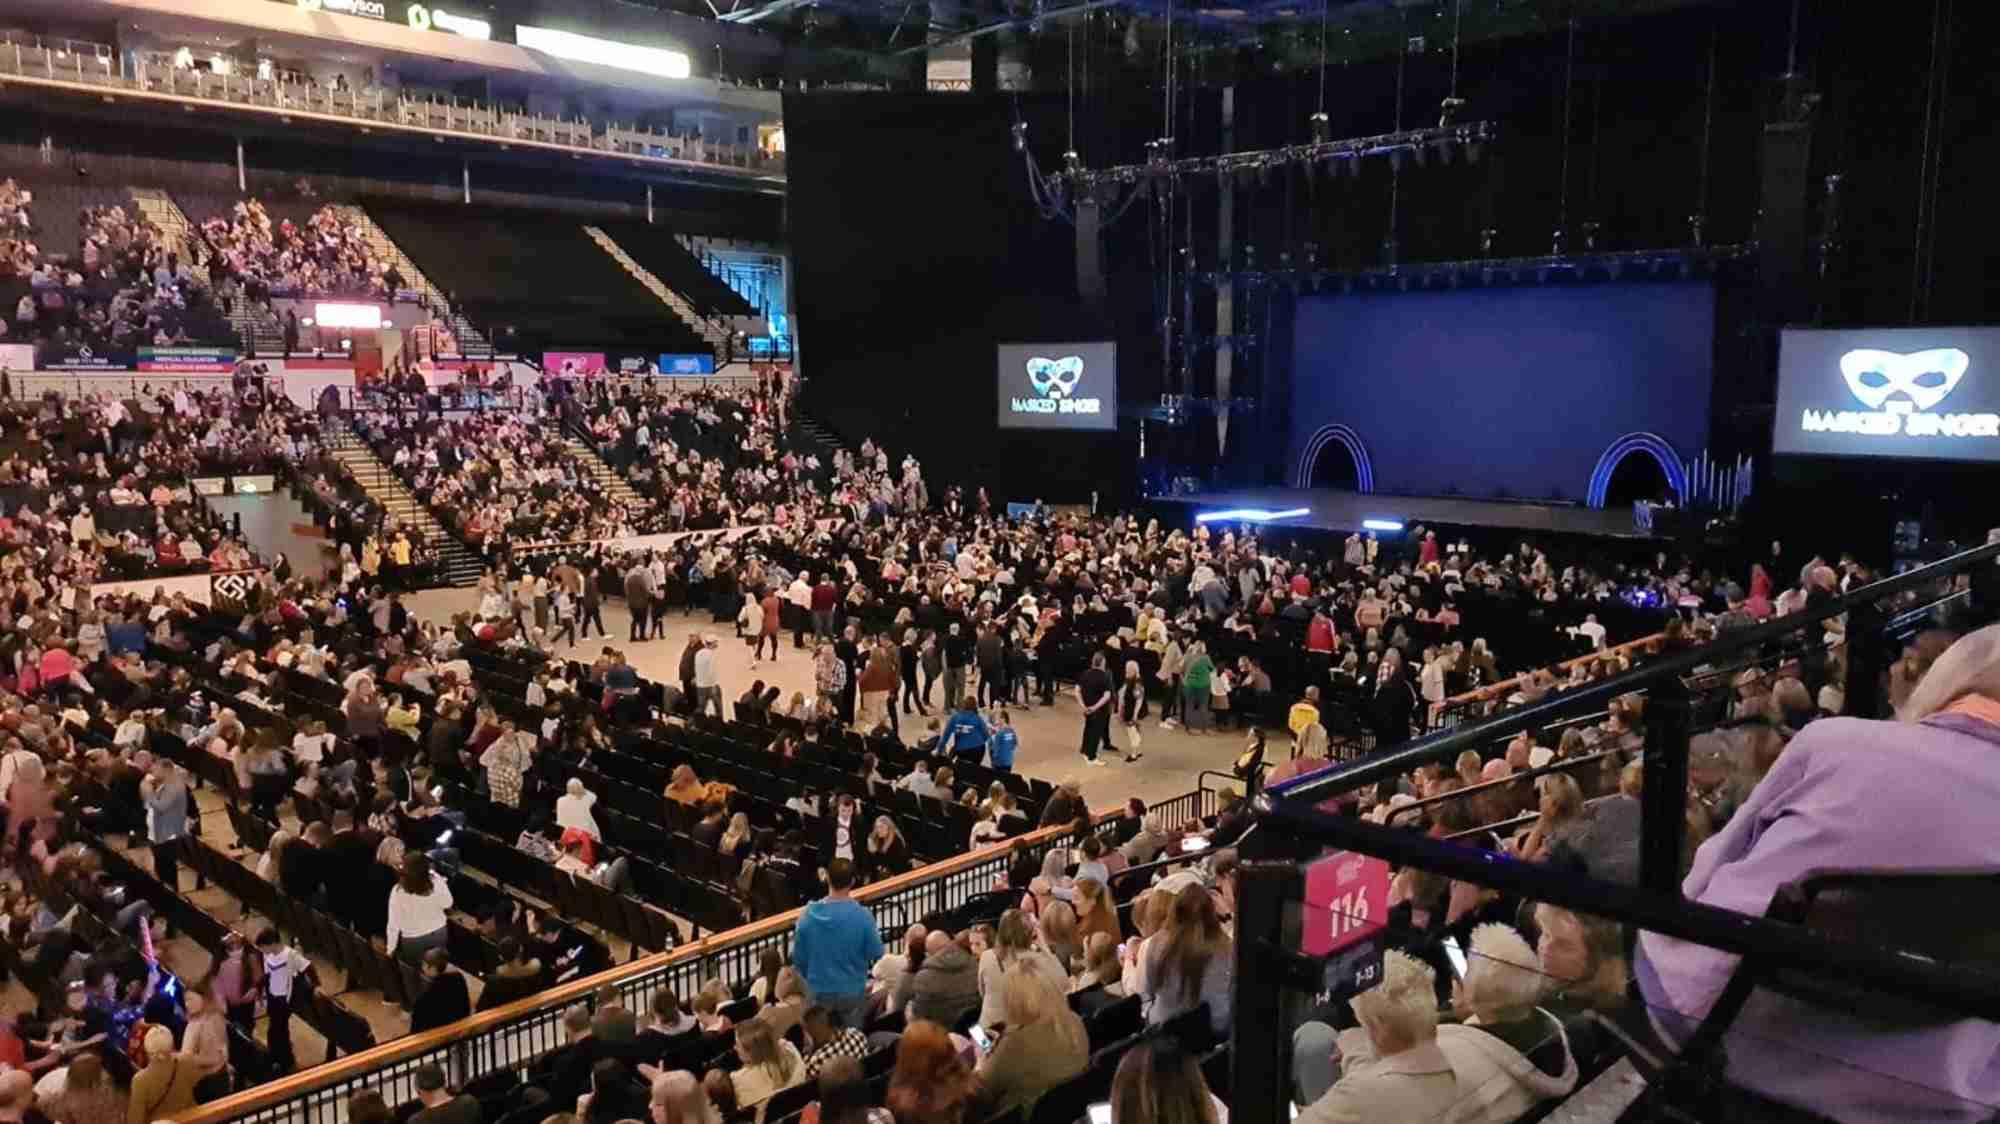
[0,40,784,184]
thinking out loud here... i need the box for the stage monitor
[996,341,1117,431]
[1774,326,2000,462]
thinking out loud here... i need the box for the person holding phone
[971,968,1087,1119]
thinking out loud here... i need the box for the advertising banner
[0,343,33,372]
[1774,326,2000,463]
[659,353,716,375]
[138,347,237,373]
[39,342,133,371]
[996,341,1117,432]
[545,351,608,377]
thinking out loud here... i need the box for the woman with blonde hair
[648,1070,722,1124]
[1071,877,1122,947]
[727,1014,804,1113]
[975,967,1089,1117]
[664,765,707,807]
[1515,773,1586,863]
[1075,931,1123,994]
[718,813,753,860]
[1039,899,1082,971]
[1119,890,1167,997]
[976,908,1067,1028]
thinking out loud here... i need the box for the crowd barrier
[170,788,1216,1124]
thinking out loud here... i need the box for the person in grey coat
[895,931,982,1027]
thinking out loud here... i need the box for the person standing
[988,709,1019,774]
[836,625,861,727]
[1116,661,1147,764]
[756,586,783,664]
[256,927,312,1071]
[942,622,971,709]
[579,560,606,639]
[975,624,1004,708]
[1181,642,1215,735]
[624,562,653,643]
[140,758,190,893]
[788,570,815,649]
[937,697,991,769]
[694,634,724,718]
[1076,652,1115,767]
[811,574,838,641]
[791,860,883,1032]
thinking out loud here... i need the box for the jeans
[581,604,605,637]
[1160,675,1184,721]
[942,666,965,710]
[755,633,779,660]
[920,668,939,708]
[811,990,870,1034]
[151,837,180,893]
[697,686,724,718]
[1183,685,1211,731]
[1293,1021,1341,1104]
[628,601,651,641]
[978,667,1002,707]
[395,924,449,965]
[812,610,834,639]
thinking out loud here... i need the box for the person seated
[1437,923,1578,1120]
[1295,951,1458,1122]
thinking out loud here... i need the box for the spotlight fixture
[1438,97,1466,127]
[1309,111,1330,143]
[1011,121,1028,152]
[1063,149,1082,175]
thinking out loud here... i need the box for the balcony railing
[0,41,784,184]
[169,788,1214,1124]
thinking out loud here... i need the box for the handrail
[168,802,1128,1124]
[1384,745,1630,825]
[1273,538,2000,806]
[1429,629,1668,726]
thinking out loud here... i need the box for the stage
[1153,487,1658,539]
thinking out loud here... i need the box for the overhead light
[516,25,690,79]
[314,302,381,329]
[1195,507,1311,524]
[1361,518,1404,532]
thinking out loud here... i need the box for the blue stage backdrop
[1288,283,1714,504]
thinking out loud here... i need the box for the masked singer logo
[1011,353,1102,418]
[1804,346,1995,439]
[1839,348,1968,412]
[1027,356,1085,398]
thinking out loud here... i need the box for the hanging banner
[658,353,715,375]
[39,342,133,371]
[139,347,237,373]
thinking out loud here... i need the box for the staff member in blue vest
[936,696,991,768]
[987,709,1019,773]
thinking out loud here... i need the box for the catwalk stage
[1154,487,1658,539]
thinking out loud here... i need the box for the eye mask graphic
[1026,356,1085,398]
[1839,348,1969,413]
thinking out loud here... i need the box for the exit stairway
[583,225,731,356]
[335,204,494,358]
[131,187,285,355]
[562,435,650,512]
[325,423,486,586]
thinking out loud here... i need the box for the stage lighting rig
[1052,120,1494,193]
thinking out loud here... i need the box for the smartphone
[968,1026,992,1054]
[1442,936,1468,981]
[1086,1103,1112,1124]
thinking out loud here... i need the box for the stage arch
[1295,425,1377,494]
[1586,432,1688,509]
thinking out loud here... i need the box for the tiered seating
[593,221,758,319]
[361,201,711,358]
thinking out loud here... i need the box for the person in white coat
[555,778,603,845]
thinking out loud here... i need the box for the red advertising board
[1301,849,1393,957]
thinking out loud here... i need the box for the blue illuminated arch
[1295,424,1376,494]
[1586,432,1688,509]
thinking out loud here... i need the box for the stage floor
[1156,487,1654,539]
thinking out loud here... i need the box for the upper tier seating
[361,202,712,359]
[593,221,758,319]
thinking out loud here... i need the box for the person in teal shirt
[1182,641,1216,733]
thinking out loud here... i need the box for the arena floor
[402,587,1257,814]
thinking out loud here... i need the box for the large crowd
[2,199,236,354]
[0,363,1983,1124]
[191,200,399,303]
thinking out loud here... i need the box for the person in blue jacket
[987,709,1019,773]
[936,696,991,767]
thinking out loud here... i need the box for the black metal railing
[1229,538,2000,1124]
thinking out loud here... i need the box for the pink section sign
[1301,850,1393,957]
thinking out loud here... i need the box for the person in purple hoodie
[1638,623,2000,1123]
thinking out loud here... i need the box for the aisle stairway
[131,187,285,354]
[335,204,494,358]
[583,225,730,357]
[324,423,486,586]
[562,436,650,513]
